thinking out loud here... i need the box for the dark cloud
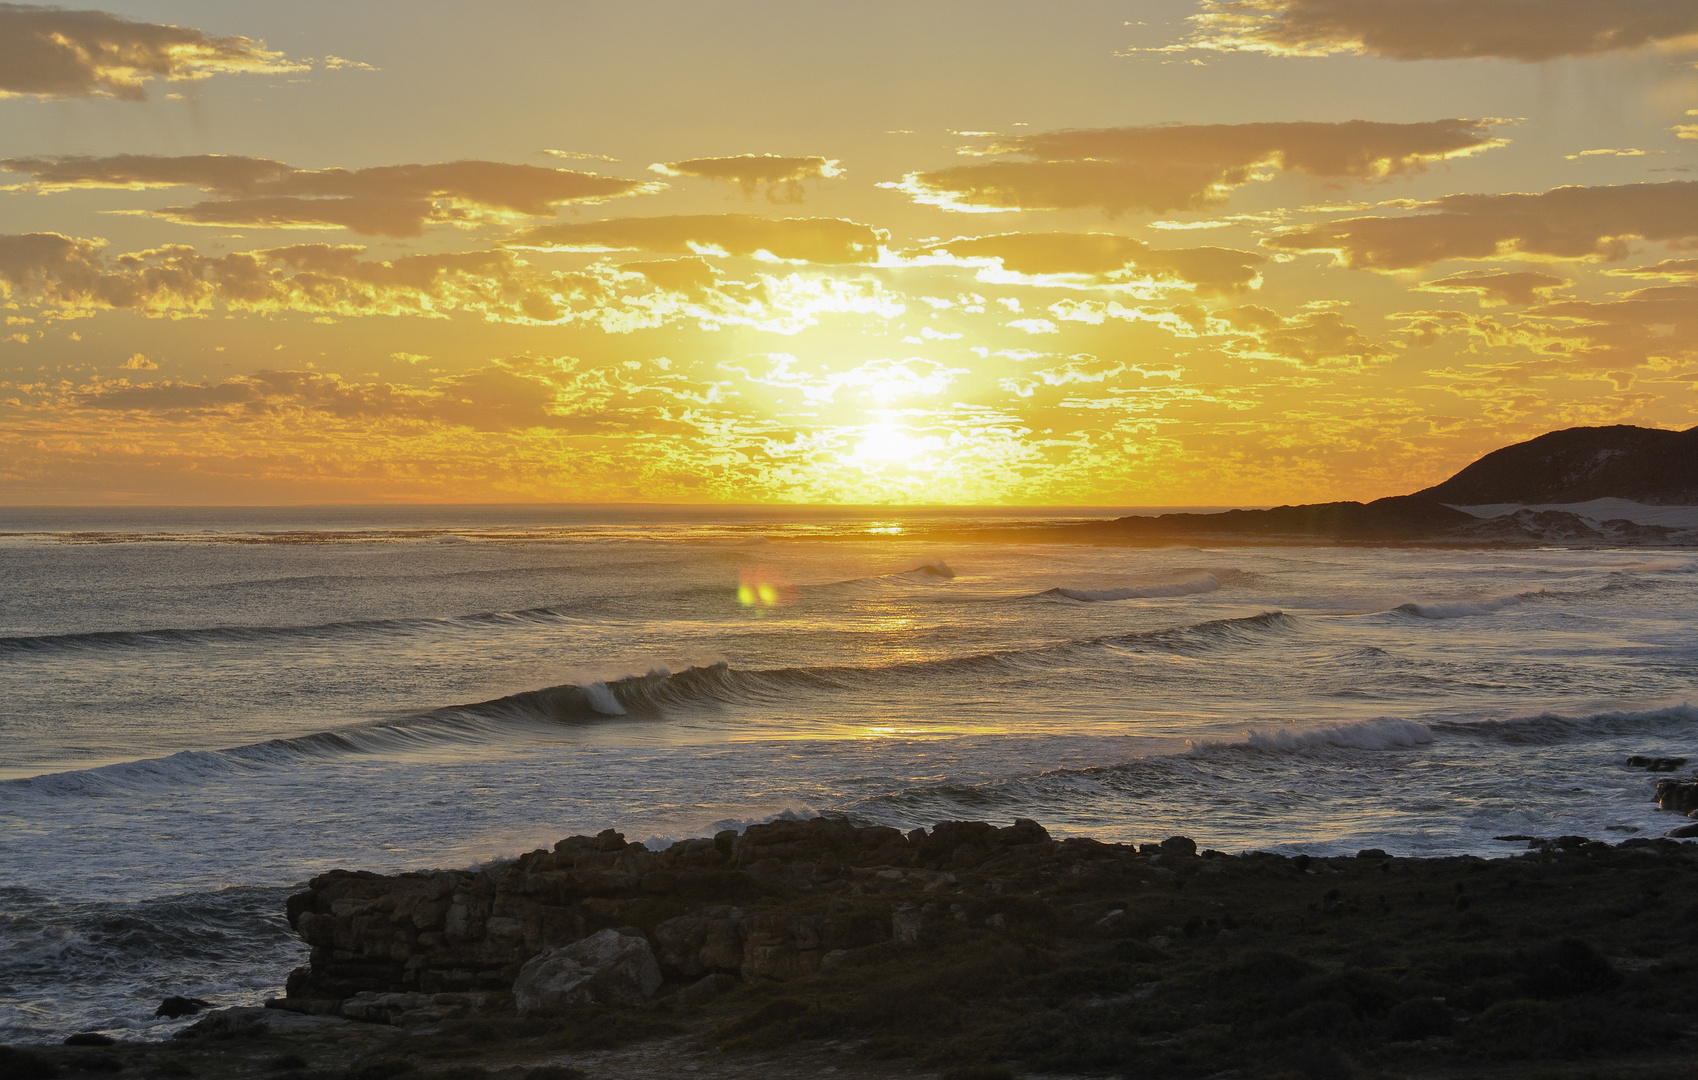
[0,4,301,100]
[1268,181,1698,270]
[892,120,1505,214]
[914,232,1266,295]
[0,155,655,236]
[510,214,885,264]
[1166,0,1698,62]
[650,155,841,202]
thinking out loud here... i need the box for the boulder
[155,995,213,1019]
[511,930,661,1015]
[1656,780,1698,815]
[1628,755,1688,772]
[1160,835,1199,857]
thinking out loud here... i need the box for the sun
[852,423,924,463]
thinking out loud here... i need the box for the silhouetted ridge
[1416,424,1698,506]
[1106,495,1474,539]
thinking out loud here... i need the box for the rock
[511,930,662,1015]
[652,906,744,978]
[675,972,734,1005]
[1160,835,1198,857]
[1656,780,1698,814]
[1667,822,1698,838]
[63,1032,117,1046]
[175,1006,272,1040]
[155,995,213,1019]
[1628,755,1688,772]
[1356,849,1389,860]
[740,912,825,981]
[892,906,923,943]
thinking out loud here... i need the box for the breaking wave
[1033,572,1220,603]
[3,611,1297,795]
[0,604,588,655]
[1388,589,1546,620]
[1432,704,1698,746]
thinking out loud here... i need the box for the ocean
[2,505,1696,1042]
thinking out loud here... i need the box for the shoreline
[10,816,1698,1079]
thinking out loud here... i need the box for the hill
[1416,424,1698,506]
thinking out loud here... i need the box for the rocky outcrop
[277,816,1067,1018]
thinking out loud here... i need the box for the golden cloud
[890,119,1505,214]
[0,232,602,320]
[649,155,842,202]
[0,232,905,335]
[0,4,303,100]
[911,232,1266,296]
[1604,258,1698,281]
[78,362,597,432]
[1416,270,1568,306]
[1165,0,1698,61]
[0,155,655,237]
[1268,181,1698,270]
[510,214,886,264]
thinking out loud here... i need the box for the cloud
[649,155,842,202]
[510,214,886,263]
[1268,181,1698,270]
[0,155,656,236]
[1162,0,1698,61]
[119,352,156,370]
[79,362,588,432]
[0,3,303,100]
[910,231,1266,295]
[1416,270,1568,306]
[1049,295,1389,367]
[1604,258,1698,280]
[888,119,1505,214]
[619,256,720,294]
[1217,305,1391,366]
[0,232,905,335]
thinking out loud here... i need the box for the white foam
[583,681,626,716]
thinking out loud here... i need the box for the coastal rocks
[271,815,1141,1016]
[155,996,212,1019]
[511,930,662,1015]
[652,907,745,978]
[1628,755,1688,772]
[1656,780,1698,815]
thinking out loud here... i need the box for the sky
[2,0,1697,506]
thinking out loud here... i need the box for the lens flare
[737,566,797,612]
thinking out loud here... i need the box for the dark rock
[1160,835,1198,857]
[63,1032,117,1046]
[175,1005,273,1040]
[511,929,662,1014]
[1357,849,1389,859]
[1656,780,1698,814]
[155,995,214,1018]
[1628,755,1688,772]
[1667,822,1698,838]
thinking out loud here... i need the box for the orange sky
[2,0,1697,505]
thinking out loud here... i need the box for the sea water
[2,505,1696,1041]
